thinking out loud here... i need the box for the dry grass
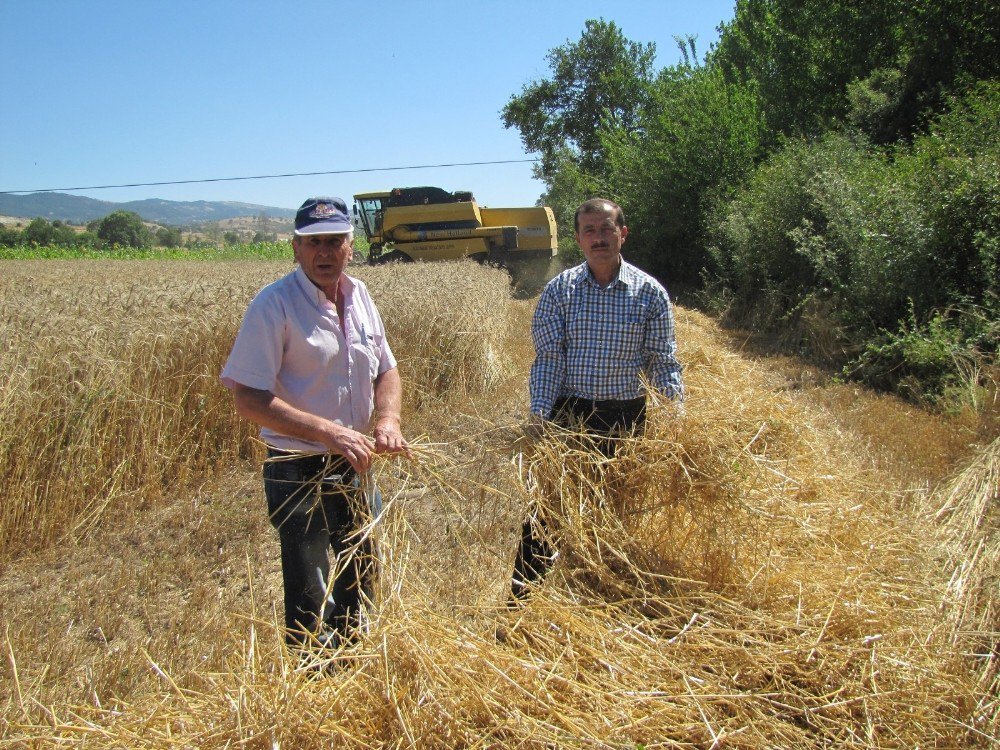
[0,259,996,748]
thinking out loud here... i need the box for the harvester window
[357,199,384,238]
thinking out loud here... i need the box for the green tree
[253,211,275,242]
[21,218,79,245]
[155,226,183,247]
[0,224,23,246]
[96,210,152,248]
[73,230,99,247]
[23,218,57,245]
[605,62,765,285]
[501,18,657,183]
[501,18,662,254]
[859,0,1000,143]
[49,220,80,245]
[712,0,907,141]
[713,0,1000,145]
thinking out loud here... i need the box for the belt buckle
[321,458,350,485]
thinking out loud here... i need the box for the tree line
[0,210,281,251]
[502,0,1000,407]
[0,210,182,249]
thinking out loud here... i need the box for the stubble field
[0,258,997,748]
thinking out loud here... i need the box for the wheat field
[0,258,996,748]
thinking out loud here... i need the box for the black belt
[551,395,646,435]
[265,448,355,481]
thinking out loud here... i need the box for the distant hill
[0,192,297,226]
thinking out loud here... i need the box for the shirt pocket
[626,300,647,325]
[610,321,644,360]
[351,331,380,381]
[609,302,646,359]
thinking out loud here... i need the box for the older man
[511,197,684,601]
[222,196,408,648]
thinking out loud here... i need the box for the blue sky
[1,1,736,211]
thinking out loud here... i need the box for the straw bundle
[933,436,1000,736]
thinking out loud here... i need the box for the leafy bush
[707,82,1000,400]
[17,218,87,247]
[0,225,20,247]
[606,65,764,286]
[847,304,999,408]
[156,226,182,247]
[705,132,871,334]
[904,82,1000,307]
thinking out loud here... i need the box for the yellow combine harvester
[352,186,560,293]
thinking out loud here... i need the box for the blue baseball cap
[294,197,353,235]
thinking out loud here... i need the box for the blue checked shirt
[529,260,684,418]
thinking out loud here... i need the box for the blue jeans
[263,451,382,646]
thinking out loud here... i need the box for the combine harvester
[352,186,560,294]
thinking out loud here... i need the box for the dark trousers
[511,396,646,601]
[263,450,380,646]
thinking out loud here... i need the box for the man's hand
[232,381,407,472]
[373,415,411,456]
[515,413,548,449]
[320,422,377,473]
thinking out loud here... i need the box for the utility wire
[0,158,540,195]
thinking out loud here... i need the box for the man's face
[575,204,628,265]
[293,233,354,292]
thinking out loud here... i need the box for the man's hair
[574,199,626,232]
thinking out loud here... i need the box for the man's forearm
[233,383,379,471]
[233,384,331,445]
[529,352,565,418]
[373,367,403,423]
[372,367,408,453]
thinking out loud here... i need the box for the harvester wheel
[370,250,412,265]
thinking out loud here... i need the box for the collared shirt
[221,266,396,452]
[529,259,684,417]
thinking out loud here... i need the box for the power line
[0,158,540,195]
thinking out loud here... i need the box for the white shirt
[221,266,396,452]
